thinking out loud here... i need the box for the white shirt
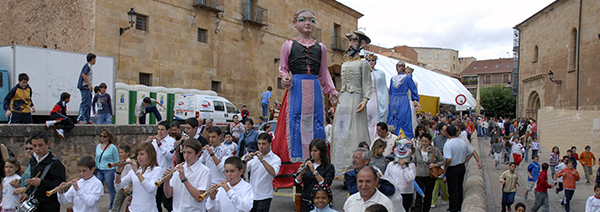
[384,162,416,194]
[556,163,567,182]
[169,160,211,212]
[245,150,281,200]
[325,124,333,143]
[57,176,104,212]
[206,180,254,212]
[115,166,163,212]
[374,132,398,155]
[152,136,176,172]
[443,137,474,166]
[511,141,524,155]
[200,144,232,184]
[343,190,396,212]
[586,195,600,212]
[34,152,50,163]
[1,174,21,209]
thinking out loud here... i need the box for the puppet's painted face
[394,138,413,161]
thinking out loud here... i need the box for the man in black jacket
[21,131,66,212]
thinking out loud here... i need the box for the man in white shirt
[344,166,396,212]
[57,156,103,212]
[164,138,212,212]
[243,133,282,212]
[207,157,254,212]
[373,122,397,156]
[200,127,232,184]
[443,124,475,212]
[147,121,176,212]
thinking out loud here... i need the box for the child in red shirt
[530,163,553,211]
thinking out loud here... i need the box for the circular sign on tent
[455,94,466,106]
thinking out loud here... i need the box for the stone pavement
[480,136,595,212]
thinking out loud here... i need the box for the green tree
[480,84,516,118]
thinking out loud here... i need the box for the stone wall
[0,124,156,180]
[461,132,487,212]
[537,106,600,155]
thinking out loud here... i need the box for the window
[211,81,221,93]
[533,45,539,62]
[198,28,207,43]
[277,78,284,89]
[474,67,477,69]
[443,64,447,68]
[435,54,439,59]
[0,72,3,87]
[421,54,425,59]
[496,65,499,68]
[428,54,432,59]
[453,56,456,61]
[225,102,236,113]
[503,74,511,83]
[444,54,448,59]
[332,24,342,50]
[139,73,152,86]
[435,64,439,68]
[135,14,148,31]
[213,101,225,111]
[507,65,511,67]
[572,28,577,69]
[484,75,491,84]
[453,64,455,70]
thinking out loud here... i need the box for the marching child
[45,92,74,138]
[57,156,104,212]
[499,162,519,212]
[548,146,560,183]
[530,163,553,212]
[555,156,569,194]
[524,155,540,200]
[1,158,23,211]
[585,184,600,211]
[163,139,211,212]
[531,137,541,159]
[579,145,597,184]
[309,184,338,212]
[111,144,133,212]
[207,157,254,212]
[510,136,524,166]
[557,159,580,211]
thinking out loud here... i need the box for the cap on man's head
[345,30,371,44]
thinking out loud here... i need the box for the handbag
[16,160,53,212]
[429,147,445,178]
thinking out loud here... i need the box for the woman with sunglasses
[95,129,120,209]
[272,9,339,162]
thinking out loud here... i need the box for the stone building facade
[412,47,461,74]
[515,0,600,120]
[0,0,362,117]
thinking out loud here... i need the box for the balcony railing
[241,3,268,26]
[461,79,478,85]
[311,27,321,41]
[331,36,347,51]
[193,0,224,12]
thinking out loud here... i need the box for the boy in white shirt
[555,156,569,194]
[207,157,254,212]
[510,136,524,166]
[586,184,600,212]
[164,138,212,212]
[201,127,232,184]
[243,133,282,212]
[111,145,133,212]
[58,156,104,212]
[222,132,238,156]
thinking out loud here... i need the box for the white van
[174,94,241,126]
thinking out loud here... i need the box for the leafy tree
[480,84,516,118]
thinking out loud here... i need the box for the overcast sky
[336,0,555,60]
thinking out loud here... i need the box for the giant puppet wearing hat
[331,30,373,174]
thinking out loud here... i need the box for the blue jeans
[261,103,269,121]
[96,169,116,209]
[523,147,530,162]
[97,113,112,124]
[477,125,483,136]
[78,88,92,122]
[139,105,162,124]
[501,191,515,212]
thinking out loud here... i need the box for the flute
[46,179,78,197]
[198,180,228,201]
[292,158,313,178]
[108,160,128,168]
[155,162,185,186]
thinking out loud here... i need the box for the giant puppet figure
[365,53,389,141]
[387,62,420,139]
[272,9,339,162]
[331,30,372,174]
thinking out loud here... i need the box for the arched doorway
[526,91,541,120]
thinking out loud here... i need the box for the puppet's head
[345,30,371,58]
[394,136,413,162]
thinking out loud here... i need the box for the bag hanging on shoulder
[429,147,445,178]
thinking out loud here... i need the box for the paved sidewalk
[479,136,594,212]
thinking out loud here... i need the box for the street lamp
[548,70,562,85]
[119,8,137,36]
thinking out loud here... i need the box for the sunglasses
[25,147,33,150]
[100,135,108,138]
